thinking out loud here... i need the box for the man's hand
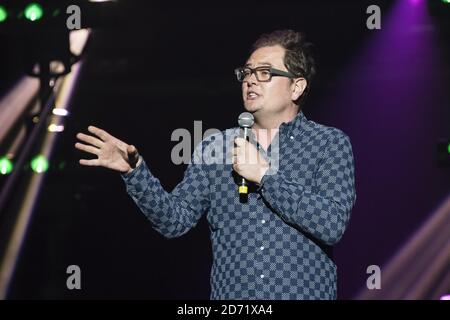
[232,137,269,185]
[75,126,140,173]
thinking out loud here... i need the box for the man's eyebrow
[244,62,272,67]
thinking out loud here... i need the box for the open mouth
[246,92,260,100]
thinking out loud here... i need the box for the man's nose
[245,72,258,85]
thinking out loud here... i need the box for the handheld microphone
[237,112,254,200]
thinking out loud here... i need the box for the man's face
[242,45,295,116]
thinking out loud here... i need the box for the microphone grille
[238,112,254,128]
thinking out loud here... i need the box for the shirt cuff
[256,164,278,192]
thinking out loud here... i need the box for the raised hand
[75,126,140,173]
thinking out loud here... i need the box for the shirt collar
[244,110,306,147]
[279,110,306,137]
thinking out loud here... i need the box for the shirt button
[260,246,264,251]
[290,136,294,140]
[260,274,265,279]
[261,220,266,224]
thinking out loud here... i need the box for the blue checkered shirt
[121,111,356,300]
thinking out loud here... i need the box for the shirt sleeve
[259,131,356,246]
[121,143,211,238]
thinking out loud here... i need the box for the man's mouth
[246,91,260,100]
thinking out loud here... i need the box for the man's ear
[291,78,307,102]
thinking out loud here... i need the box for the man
[75,30,356,299]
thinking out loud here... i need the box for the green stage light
[0,157,13,175]
[0,6,8,22]
[24,3,43,22]
[31,155,49,173]
[448,143,450,154]
[442,0,450,4]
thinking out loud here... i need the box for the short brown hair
[252,30,316,105]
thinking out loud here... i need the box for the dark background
[1,0,449,299]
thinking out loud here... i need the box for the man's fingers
[233,153,245,164]
[127,145,139,167]
[79,158,100,166]
[234,137,246,146]
[88,125,110,142]
[233,137,246,156]
[232,163,241,174]
[76,133,103,148]
[75,142,100,156]
[127,145,139,158]
[232,148,258,165]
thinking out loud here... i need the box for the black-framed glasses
[234,66,296,82]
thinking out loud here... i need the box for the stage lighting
[52,108,69,116]
[24,3,43,22]
[0,5,7,23]
[0,157,13,175]
[442,0,450,4]
[48,124,64,132]
[31,155,48,173]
